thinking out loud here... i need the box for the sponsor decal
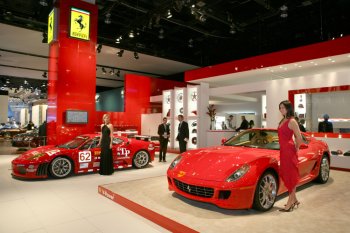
[100,189,115,200]
[177,171,186,178]
[79,151,91,163]
[94,151,101,156]
[48,9,54,43]
[93,162,100,167]
[46,149,60,156]
[79,163,89,169]
[117,147,130,157]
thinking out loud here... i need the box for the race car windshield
[223,129,280,150]
[57,136,89,149]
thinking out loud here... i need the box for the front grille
[36,163,49,176]
[17,166,26,175]
[174,179,214,198]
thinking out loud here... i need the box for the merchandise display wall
[47,0,98,145]
[162,83,210,149]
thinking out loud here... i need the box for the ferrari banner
[69,7,90,40]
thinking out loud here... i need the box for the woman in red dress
[278,100,303,212]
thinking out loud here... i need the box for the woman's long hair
[279,100,294,125]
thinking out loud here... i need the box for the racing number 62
[79,151,92,163]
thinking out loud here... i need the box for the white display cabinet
[162,90,173,118]
[162,90,174,148]
[187,86,199,149]
[163,86,201,150]
[261,94,267,128]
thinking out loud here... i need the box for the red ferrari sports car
[167,129,330,211]
[12,134,155,179]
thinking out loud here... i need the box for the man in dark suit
[158,117,170,162]
[176,114,189,153]
[318,114,333,133]
[236,115,249,132]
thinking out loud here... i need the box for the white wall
[0,95,8,123]
[210,68,350,129]
[141,113,162,136]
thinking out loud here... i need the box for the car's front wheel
[253,171,278,211]
[132,150,150,169]
[316,155,330,184]
[49,157,73,178]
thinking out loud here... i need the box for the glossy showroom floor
[1,140,350,233]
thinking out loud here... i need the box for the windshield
[224,129,280,150]
[57,136,90,149]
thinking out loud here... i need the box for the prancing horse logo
[177,171,186,177]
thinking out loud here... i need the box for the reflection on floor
[100,170,350,233]
[0,151,178,233]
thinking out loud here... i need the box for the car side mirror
[299,143,308,149]
[221,138,226,145]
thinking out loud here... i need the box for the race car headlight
[226,164,250,182]
[169,155,182,169]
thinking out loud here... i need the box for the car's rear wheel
[316,155,330,184]
[132,150,150,169]
[49,157,73,178]
[253,171,278,211]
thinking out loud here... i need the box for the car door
[112,137,133,168]
[77,138,101,172]
[297,135,318,179]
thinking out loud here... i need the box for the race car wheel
[49,157,73,178]
[253,171,278,211]
[316,155,330,184]
[132,150,150,169]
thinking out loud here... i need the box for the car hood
[174,146,276,181]
[13,145,69,163]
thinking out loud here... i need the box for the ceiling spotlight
[129,30,135,38]
[42,71,47,78]
[188,38,194,48]
[134,52,139,60]
[102,67,106,74]
[109,69,115,75]
[96,44,102,53]
[104,13,111,24]
[158,28,164,39]
[229,24,236,34]
[116,69,121,77]
[117,49,124,57]
[198,13,207,22]
[39,0,48,7]
[280,5,288,18]
[166,9,172,19]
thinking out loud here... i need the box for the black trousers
[159,139,168,161]
[179,140,187,153]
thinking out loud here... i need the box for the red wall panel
[185,35,350,82]
[47,0,97,144]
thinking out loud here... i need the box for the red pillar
[47,0,97,144]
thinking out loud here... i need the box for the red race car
[167,129,330,211]
[12,134,155,179]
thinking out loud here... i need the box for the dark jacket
[318,121,333,133]
[157,123,170,141]
[236,119,249,131]
[176,121,189,141]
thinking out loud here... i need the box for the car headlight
[169,155,182,169]
[226,164,250,182]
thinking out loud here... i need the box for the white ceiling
[0,23,198,88]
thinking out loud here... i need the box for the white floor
[0,153,178,233]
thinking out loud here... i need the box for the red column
[47,0,97,144]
